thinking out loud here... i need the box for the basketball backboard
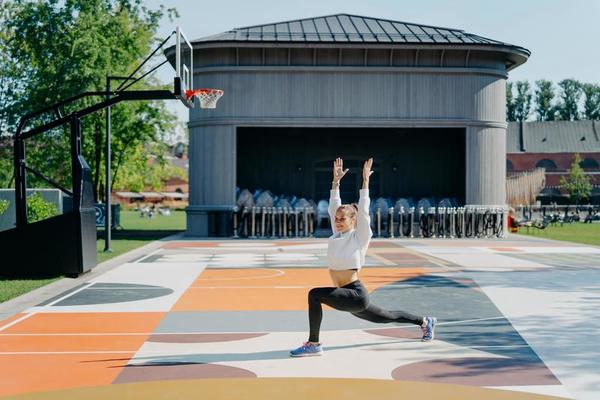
[174,26,194,108]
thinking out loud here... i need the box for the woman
[290,157,437,357]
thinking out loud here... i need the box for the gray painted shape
[52,283,174,306]
[36,283,90,306]
[155,310,397,333]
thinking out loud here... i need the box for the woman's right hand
[333,157,349,184]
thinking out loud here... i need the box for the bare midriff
[329,269,359,287]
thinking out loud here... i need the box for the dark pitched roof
[195,14,528,51]
[507,121,600,153]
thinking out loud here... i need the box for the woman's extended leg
[351,303,423,325]
[345,281,437,341]
[350,300,437,341]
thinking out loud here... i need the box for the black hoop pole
[105,75,135,252]
[105,76,112,251]
[14,135,27,227]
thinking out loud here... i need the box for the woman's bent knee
[308,287,324,302]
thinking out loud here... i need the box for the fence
[506,168,546,205]
[233,205,507,239]
[507,168,546,206]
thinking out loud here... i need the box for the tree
[0,2,16,138]
[506,82,516,121]
[560,154,592,205]
[0,2,21,186]
[582,83,600,120]
[1,0,179,201]
[514,81,532,121]
[556,79,582,121]
[112,142,186,192]
[534,79,556,121]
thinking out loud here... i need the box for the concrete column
[186,125,236,237]
[465,126,507,206]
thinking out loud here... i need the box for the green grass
[0,277,63,303]
[1,210,186,304]
[117,210,186,230]
[516,222,600,247]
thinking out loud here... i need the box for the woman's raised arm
[356,158,373,245]
[329,158,347,233]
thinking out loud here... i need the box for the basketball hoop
[185,88,224,109]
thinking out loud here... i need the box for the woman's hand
[362,157,373,189]
[333,157,349,185]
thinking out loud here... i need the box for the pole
[104,76,112,252]
[14,135,27,227]
[104,75,135,252]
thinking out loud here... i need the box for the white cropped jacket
[326,188,373,270]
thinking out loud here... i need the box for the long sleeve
[328,189,342,233]
[356,188,373,247]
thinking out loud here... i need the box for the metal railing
[371,206,507,239]
[233,206,315,239]
[231,204,507,239]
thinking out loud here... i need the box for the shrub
[27,192,59,223]
[0,199,9,216]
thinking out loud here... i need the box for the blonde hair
[336,204,359,227]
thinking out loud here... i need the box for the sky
[144,0,600,125]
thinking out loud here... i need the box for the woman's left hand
[363,158,374,182]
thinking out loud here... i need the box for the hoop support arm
[19,90,176,140]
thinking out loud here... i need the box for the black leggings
[308,279,423,343]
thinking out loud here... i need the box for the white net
[186,89,224,109]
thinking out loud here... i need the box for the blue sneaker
[290,342,323,357]
[421,317,437,341]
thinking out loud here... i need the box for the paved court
[0,235,599,399]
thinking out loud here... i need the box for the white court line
[0,282,95,333]
[199,268,285,280]
[367,253,397,266]
[84,287,171,290]
[0,331,268,336]
[0,349,271,354]
[189,285,307,289]
[436,316,508,326]
[469,345,531,349]
[184,285,467,290]
[0,351,139,355]
[134,248,162,263]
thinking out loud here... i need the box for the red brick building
[507,121,600,203]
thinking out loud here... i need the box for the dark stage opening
[237,127,465,204]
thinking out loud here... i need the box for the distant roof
[115,192,144,198]
[195,13,528,52]
[507,121,600,153]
